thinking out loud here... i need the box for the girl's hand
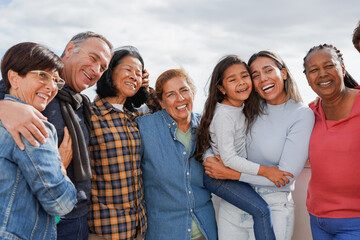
[258,166,294,188]
[203,156,241,180]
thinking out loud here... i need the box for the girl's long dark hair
[194,55,261,162]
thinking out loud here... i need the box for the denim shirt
[0,81,91,220]
[136,110,217,240]
[0,95,77,240]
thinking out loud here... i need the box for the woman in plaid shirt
[88,46,154,240]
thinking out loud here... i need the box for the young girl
[195,55,294,240]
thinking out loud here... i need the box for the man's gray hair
[60,31,113,57]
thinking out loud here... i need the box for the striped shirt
[88,95,146,239]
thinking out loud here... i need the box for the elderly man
[0,31,113,240]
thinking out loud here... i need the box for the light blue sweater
[210,102,260,175]
[241,99,314,191]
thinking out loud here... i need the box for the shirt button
[183,152,186,155]
[189,191,191,194]
[188,229,191,232]
[187,172,189,175]
[173,137,176,140]
[172,122,176,125]
[190,209,193,212]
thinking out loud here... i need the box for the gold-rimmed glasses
[30,70,65,90]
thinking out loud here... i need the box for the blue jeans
[204,174,275,240]
[57,214,89,240]
[310,213,360,240]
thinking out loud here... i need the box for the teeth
[37,93,48,99]
[83,71,91,80]
[125,82,136,88]
[177,105,187,110]
[238,88,248,92]
[319,81,331,86]
[262,84,274,92]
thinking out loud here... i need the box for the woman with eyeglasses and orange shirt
[0,42,76,239]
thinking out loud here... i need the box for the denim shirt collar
[160,109,198,134]
[4,94,27,105]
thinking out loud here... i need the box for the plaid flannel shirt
[88,95,146,239]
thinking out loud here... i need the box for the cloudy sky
[1,0,359,112]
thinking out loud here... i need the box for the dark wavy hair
[96,46,148,112]
[303,44,358,88]
[194,55,261,162]
[1,42,63,93]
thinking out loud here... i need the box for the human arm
[0,100,48,150]
[203,155,241,180]
[204,129,293,187]
[257,166,294,187]
[204,154,293,187]
[210,110,260,175]
[240,108,315,187]
[58,126,72,175]
[14,122,76,216]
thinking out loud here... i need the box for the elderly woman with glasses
[0,42,76,239]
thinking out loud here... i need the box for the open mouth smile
[176,104,187,110]
[237,87,249,93]
[36,92,50,101]
[83,71,92,80]
[125,82,136,89]
[262,84,275,92]
[318,80,332,87]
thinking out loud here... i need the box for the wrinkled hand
[0,100,48,150]
[258,166,294,188]
[141,69,150,89]
[58,127,72,175]
[203,156,241,180]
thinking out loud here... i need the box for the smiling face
[218,64,252,107]
[62,37,112,93]
[160,76,194,128]
[304,48,345,99]
[111,55,143,103]
[250,57,287,105]
[9,69,58,111]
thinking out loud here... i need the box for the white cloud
[1,0,360,112]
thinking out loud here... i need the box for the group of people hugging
[0,21,359,240]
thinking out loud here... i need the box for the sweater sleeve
[240,108,315,187]
[210,110,260,175]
